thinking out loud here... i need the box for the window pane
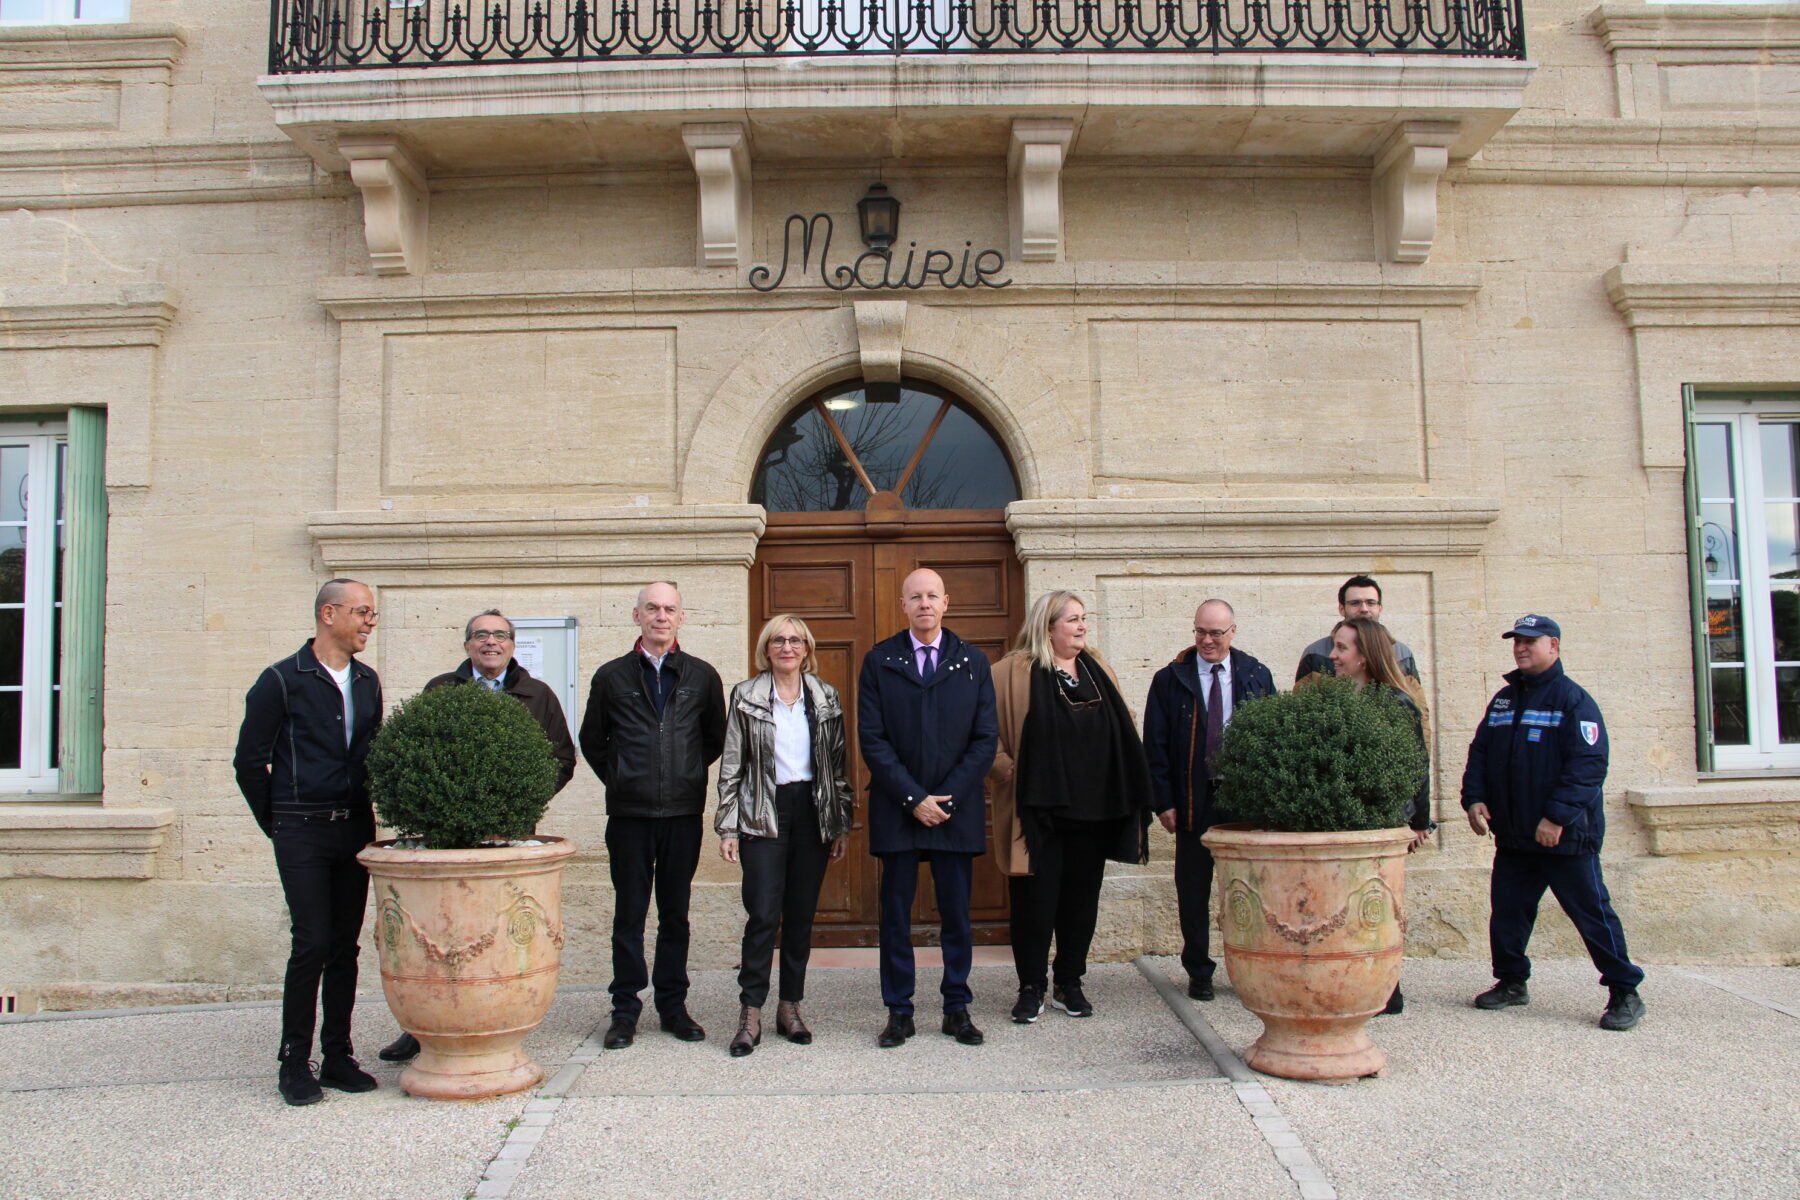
[1774,585,1800,663]
[1767,503,1800,578]
[0,446,27,524]
[1778,667,1800,743]
[1695,422,1734,499]
[0,690,19,769]
[1699,502,1739,581]
[54,442,65,604]
[0,526,23,605]
[1705,585,1744,663]
[750,404,869,513]
[1711,666,1749,746]
[75,0,129,18]
[0,607,20,687]
[902,403,1020,510]
[1763,423,1800,500]
[831,387,942,493]
[0,0,54,21]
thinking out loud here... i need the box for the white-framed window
[0,0,127,24]
[1686,391,1800,771]
[0,423,66,792]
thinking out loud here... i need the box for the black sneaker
[1600,987,1644,1031]
[278,1058,323,1107]
[1474,980,1529,1010]
[1051,983,1093,1018]
[318,1054,378,1093]
[1012,985,1045,1024]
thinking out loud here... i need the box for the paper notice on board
[513,635,545,679]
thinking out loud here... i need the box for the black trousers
[1173,827,1218,985]
[736,781,832,1008]
[1490,849,1644,990]
[272,811,374,1061]
[1008,822,1112,991]
[606,813,703,1021]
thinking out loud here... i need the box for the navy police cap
[1502,614,1561,640]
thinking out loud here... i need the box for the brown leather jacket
[714,672,852,843]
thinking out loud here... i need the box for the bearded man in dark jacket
[1463,614,1644,1031]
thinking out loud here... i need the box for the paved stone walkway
[2,958,1795,1200]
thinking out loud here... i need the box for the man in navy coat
[858,568,999,1048]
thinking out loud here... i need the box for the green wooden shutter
[58,406,106,795]
[1681,386,1714,773]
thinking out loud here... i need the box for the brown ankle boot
[729,1006,761,1057]
[776,1000,812,1045]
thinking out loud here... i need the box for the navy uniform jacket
[1460,658,1608,856]
[1143,646,1276,834]
[858,628,999,856]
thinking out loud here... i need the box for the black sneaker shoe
[278,1058,323,1107]
[1051,983,1093,1018]
[1187,977,1215,1002]
[1012,985,1045,1024]
[1600,987,1644,1031]
[1474,980,1529,1010]
[318,1054,378,1093]
[602,1018,636,1050]
[377,1032,419,1062]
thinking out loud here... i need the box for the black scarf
[1015,650,1152,866]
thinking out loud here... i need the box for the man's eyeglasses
[767,636,808,649]
[332,605,379,621]
[469,630,513,642]
[1193,627,1235,641]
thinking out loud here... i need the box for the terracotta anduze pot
[1200,823,1413,1083]
[357,837,577,1101]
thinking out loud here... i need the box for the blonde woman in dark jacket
[715,614,852,1056]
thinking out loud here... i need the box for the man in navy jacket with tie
[858,568,999,1048]
[1143,598,1275,1001]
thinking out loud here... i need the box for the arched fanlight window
[750,380,1020,513]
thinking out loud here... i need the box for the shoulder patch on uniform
[1580,720,1600,746]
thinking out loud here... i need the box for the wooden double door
[749,511,1024,945]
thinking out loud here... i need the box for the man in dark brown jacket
[378,607,577,1062]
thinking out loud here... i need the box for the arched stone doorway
[749,378,1024,946]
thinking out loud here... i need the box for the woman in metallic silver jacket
[715,613,853,1056]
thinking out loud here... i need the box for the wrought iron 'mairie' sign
[748,214,1011,293]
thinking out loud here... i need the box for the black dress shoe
[876,1011,916,1048]
[318,1054,378,1093]
[1381,987,1404,1015]
[1188,978,1215,1002]
[278,1058,322,1106]
[378,1032,419,1062]
[941,1010,984,1046]
[602,1018,637,1050]
[659,1008,706,1042]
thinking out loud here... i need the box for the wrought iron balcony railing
[267,0,1526,73]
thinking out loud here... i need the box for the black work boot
[1599,987,1644,1031]
[1474,979,1529,1010]
[277,1043,322,1107]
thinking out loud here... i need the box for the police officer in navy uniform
[858,567,999,1048]
[1461,615,1645,1031]
[234,578,385,1105]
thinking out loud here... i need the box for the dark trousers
[1008,823,1110,991]
[606,813,703,1021]
[1490,849,1644,990]
[877,850,974,1016]
[1173,828,1218,985]
[272,811,374,1060]
[737,782,832,1008]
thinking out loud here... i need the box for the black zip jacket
[579,645,726,818]
[233,642,383,836]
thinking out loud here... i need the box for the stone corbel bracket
[1008,119,1075,263]
[683,123,751,269]
[853,300,907,382]
[340,136,429,277]
[1372,121,1460,264]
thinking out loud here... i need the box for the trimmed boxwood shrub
[1213,675,1426,833]
[366,682,560,849]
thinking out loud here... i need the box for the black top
[1044,666,1129,825]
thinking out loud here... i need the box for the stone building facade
[2,0,1797,1008]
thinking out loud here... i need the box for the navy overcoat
[858,628,999,856]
